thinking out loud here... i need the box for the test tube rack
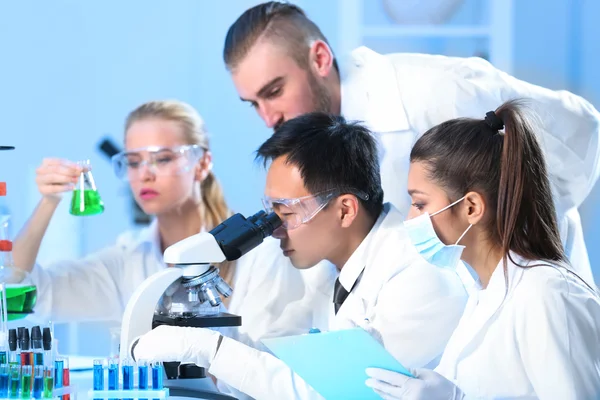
[87,388,169,399]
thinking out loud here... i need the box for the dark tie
[333,277,350,315]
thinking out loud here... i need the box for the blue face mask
[403,196,472,270]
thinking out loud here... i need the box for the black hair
[411,99,567,270]
[256,112,384,219]
[223,1,339,73]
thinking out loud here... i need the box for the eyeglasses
[262,188,370,230]
[111,145,205,180]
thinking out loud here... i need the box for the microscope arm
[119,267,184,362]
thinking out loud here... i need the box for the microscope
[119,209,281,400]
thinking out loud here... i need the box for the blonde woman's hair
[125,100,236,286]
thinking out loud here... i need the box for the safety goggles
[111,145,205,180]
[262,188,370,230]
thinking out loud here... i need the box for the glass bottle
[69,160,104,216]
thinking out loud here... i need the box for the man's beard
[307,70,332,114]
[273,72,332,132]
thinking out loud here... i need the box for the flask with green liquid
[0,183,37,320]
[69,159,104,216]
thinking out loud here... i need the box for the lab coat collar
[444,252,531,373]
[338,203,389,291]
[128,218,205,263]
[340,46,410,133]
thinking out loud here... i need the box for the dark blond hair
[125,100,235,285]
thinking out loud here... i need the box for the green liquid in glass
[42,376,53,398]
[20,373,31,398]
[0,285,37,320]
[70,190,104,216]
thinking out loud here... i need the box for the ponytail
[200,171,236,287]
[495,101,566,267]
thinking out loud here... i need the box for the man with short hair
[223,1,600,286]
[135,112,469,399]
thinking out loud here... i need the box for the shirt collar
[338,204,389,291]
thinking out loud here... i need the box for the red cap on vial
[0,240,12,251]
[0,182,5,196]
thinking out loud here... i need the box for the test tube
[20,365,32,398]
[0,351,7,365]
[121,358,134,390]
[151,362,163,390]
[107,358,118,390]
[42,366,53,398]
[0,363,9,398]
[54,358,63,389]
[9,363,20,398]
[62,357,70,400]
[137,360,148,390]
[32,365,43,399]
[93,359,104,390]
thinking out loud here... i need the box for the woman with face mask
[365,100,600,399]
[11,100,314,347]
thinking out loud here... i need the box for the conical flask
[69,159,105,216]
[0,210,37,321]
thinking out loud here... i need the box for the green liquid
[69,190,104,216]
[0,285,37,321]
[42,376,53,398]
[21,373,31,398]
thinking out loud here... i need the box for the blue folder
[262,328,413,400]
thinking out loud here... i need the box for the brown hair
[125,100,235,286]
[410,99,567,275]
[223,1,338,73]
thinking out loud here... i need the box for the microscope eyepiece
[254,211,282,237]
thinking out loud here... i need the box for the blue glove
[365,367,464,400]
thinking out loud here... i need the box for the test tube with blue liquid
[0,364,9,398]
[138,360,149,390]
[151,362,163,390]
[107,358,119,390]
[93,359,104,390]
[122,358,134,390]
[54,358,63,389]
[32,365,43,399]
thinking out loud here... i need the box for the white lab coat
[341,46,600,286]
[27,219,332,346]
[208,203,471,400]
[435,253,600,399]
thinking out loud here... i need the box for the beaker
[69,160,104,216]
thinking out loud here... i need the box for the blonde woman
[12,100,321,344]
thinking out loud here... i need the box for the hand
[35,158,82,200]
[133,325,221,368]
[365,368,464,400]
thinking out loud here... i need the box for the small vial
[0,364,9,398]
[121,359,134,390]
[151,362,163,390]
[9,363,20,398]
[137,360,148,390]
[42,367,53,398]
[93,359,104,390]
[54,358,63,388]
[32,365,43,399]
[20,365,31,398]
[107,359,118,390]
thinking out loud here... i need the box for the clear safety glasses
[111,145,205,181]
[262,188,370,230]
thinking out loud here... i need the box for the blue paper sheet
[262,328,413,400]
